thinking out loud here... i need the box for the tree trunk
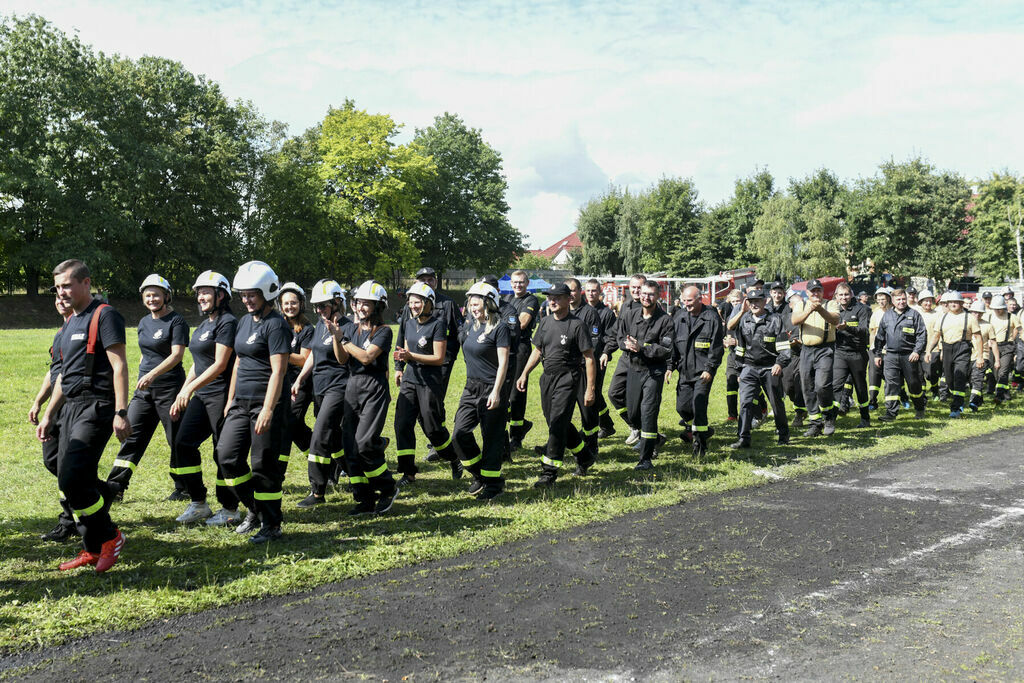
[25,266,40,298]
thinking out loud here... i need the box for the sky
[4,0,1024,250]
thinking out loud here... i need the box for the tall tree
[617,190,645,275]
[749,195,802,282]
[967,172,1024,285]
[636,177,702,275]
[576,186,624,275]
[411,113,522,276]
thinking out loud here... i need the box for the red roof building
[530,231,582,265]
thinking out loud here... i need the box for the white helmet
[467,282,500,311]
[279,281,305,300]
[940,290,963,304]
[990,294,1007,310]
[310,279,345,306]
[917,289,934,301]
[968,299,986,314]
[233,261,281,300]
[406,281,436,304]
[192,270,231,297]
[139,273,171,294]
[352,280,388,308]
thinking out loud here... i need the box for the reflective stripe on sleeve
[112,459,136,472]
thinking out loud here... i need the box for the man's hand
[700,371,712,383]
[874,356,883,367]
[599,353,609,370]
[584,388,596,406]
[516,374,528,393]
[394,370,403,387]
[113,413,132,442]
[36,415,52,442]
[255,407,273,435]
[770,364,782,377]
[394,347,409,363]
[487,389,501,410]
[976,359,985,369]
[29,401,41,425]
[909,352,920,363]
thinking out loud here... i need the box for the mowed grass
[1,325,1021,652]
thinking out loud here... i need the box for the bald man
[667,285,724,457]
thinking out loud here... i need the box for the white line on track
[814,481,1007,509]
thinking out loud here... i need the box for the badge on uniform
[322,335,332,346]
[508,315,516,325]
[592,326,599,335]
[247,333,258,344]
[153,329,164,340]
[417,336,428,348]
[362,339,372,350]
[560,334,567,345]
[477,333,487,343]
[199,331,211,341]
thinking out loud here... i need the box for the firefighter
[291,280,354,506]
[516,283,597,485]
[106,274,189,501]
[394,281,460,485]
[453,282,511,499]
[169,270,239,526]
[867,287,892,409]
[729,288,792,449]
[585,278,619,438]
[829,281,872,428]
[277,282,313,472]
[791,279,840,436]
[781,288,807,429]
[926,291,980,418]
[482,274,520,463]
[668,284,724,457]
[915,290,943,399]
[30,293,78,541]
[609,274,648,445]
[37,259,130,573]
[987,294,1020,402]
[618,280,675,470]
[337,280,399,515]
[858,291,871,306]
[967,298,999,411]
[873,288,927,422]
[506,269,540,452]
[559,278,602,463]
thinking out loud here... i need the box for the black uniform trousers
[342,374,396,503]
[800,344,836,424]
[280,378,313,470]
[626,367,665,463]
[595,363,614,431]
[453,378,507,493]
[676,373,714,443]
[173,390,238,508]
[508,349,532,441]
[58,394,118,552]
[995,342,1015,400]
[737,365,788,443]
[608,360,632,428]
[726,351,765,418]
[782,348,806,414]
[970,358,991,407]
[395,380,456,475]
[307,386,347,495]
[882,353,925,417]
[923,354,942,397]
[217,397,288,528]
[941,340,971,412]
[832,350,870,420]
[539,368,594,475]
[42,404,80,535]
[107,380,183,493]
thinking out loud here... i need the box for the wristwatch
[116,409,128,418]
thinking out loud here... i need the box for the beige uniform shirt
[793,299,835,346]
[987,313,1021,344]
[937,311,980,345]
[972,321,993,363]
[869,308,886,347]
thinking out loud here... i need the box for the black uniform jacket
[669,304,725,378]
[735,311,792,368]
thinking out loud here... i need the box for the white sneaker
[205,507,242,527]
[625,428,641,446]
[176,501,212,524]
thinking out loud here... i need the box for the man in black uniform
[829,281,872,427]
[505,269,540,452]
[791,279,840,436]
[668,284,724,457]
[730,289,792,449]
[584,279,618,437]
[396,266,464,461]
[562,278,602,462]
[30,293,78,541]
[516,283,597,486]
[618,280,675,470]
[608,274,647,444]
[873,288,928,422]
[482,274,520,462]
[37,259,131,573]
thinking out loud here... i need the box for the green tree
[576,186,624,275]
[514,252,553,270]
[749,195,802,281]
[616,190,645,275]
[967,172,1024,285]
[317,100,434,281]
[636,177,702,275]
[411,113,523,276]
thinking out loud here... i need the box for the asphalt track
[5,429,1024,680]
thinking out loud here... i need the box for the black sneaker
[822,420,836,436]
[652,433,667,458]
[467,479,484,495]
[249,526,282,544]
[692,439,706,459]
[348,500,375,516]
[425,446,440,463]
[878,413,896,422]
[40,523,75,542]
[777,433,790,445]
[856,418,871,428]
[791,413,805,429]
[234,510,260,534]
[534,445,547,457]
[634,459,654,471]
[521,419,534,439]
[165,489,189,502]
[597,427,616,439]
[397,474,416,487]
[803,422,823,438]
[729,440,751,449]
[296,493,325,508]
[509,438,523,453]
[477,489,503,501]
[374,487,399,514]
[533,473,557,488]
[450,459,464,480]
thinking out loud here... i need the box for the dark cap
[982,291,993,298]
[415,267,436,278]
[857,290,868,297]
[481,275,499,288]
[769,281,784,291]
[746,288,767,300]
[806,278,824,291]
[906,286,918,294]
[546,283,571,297]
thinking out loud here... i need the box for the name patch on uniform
[71,333,86,341]
[695,341,711,349]
[763,336,776,342]
[901,327,915,334]
[846,321,859,327]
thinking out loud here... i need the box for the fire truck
[598,268,758,308]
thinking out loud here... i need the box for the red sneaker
[94,529,125,573]
[59,549,98,571]
[726,416,737,422]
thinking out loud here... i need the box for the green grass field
[1,325,1020,653]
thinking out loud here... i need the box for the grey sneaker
[176,501,212,524]
[205,508,242,527]
[234,510,260,534]
[624,428,641,446]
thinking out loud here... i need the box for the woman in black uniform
[169,270,239,526]
[218,261,291,543]
[278,282,313,472]
[337,280,399,516]
[394,281,459,485]
[106,274,189,501]
[292,280,354,507]
[452,282,510,499]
